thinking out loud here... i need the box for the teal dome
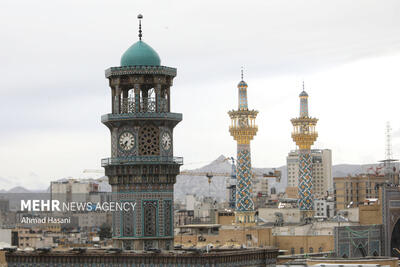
[120,40,161,66]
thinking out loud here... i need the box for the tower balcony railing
[101,156,183,167]
[229,125,258,130]
[119,97,168,114]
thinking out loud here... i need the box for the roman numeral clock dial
[161,132,171,151]
[119,132,135,151]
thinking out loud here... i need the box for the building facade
[287,149,332,198]
[334,174,386,210]
[314,198,335,218]
[334,225,384,258]
[4,248,278,267]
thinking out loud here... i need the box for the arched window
[309,247,313,253]
[143,200,157,236]
[319,247,323,252]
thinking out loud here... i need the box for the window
[309,247,313,253]
[319,247,323,252]
[143,200,157,236]
[300,247,304,254]
[291,248,295,255]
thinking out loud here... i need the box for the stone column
[122,89,128,113]
[167,86,171,112]
[155,84,161,112]
[134,84,140,113]
[111,87,116,114]
[142,89,148,112]
[115,86,121,114]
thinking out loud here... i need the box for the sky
[1,0,400,190]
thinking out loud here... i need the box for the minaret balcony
[119,97,168,114]
[229,125,258,136]
[101,156,183,167]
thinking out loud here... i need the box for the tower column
[142,88,148,112]
[155,84,161,112]
[167,86,171,112]
[228,74,258,226]
[235,142,255,224]
[298,149,314,218]
[291,86,318,221]
[111,87,116,114]
[134,84,140,113]
[115,86,121,114]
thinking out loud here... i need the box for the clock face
[119,132,135,151]
[161,132,172,151]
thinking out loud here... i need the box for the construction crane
[179,163,281,198]
[225,157,236,209]
[179,170,281,181]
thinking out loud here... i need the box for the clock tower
[101,15,182,250]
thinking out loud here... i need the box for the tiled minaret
[228,70,258,225]
[291,82,318,220]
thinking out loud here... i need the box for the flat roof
[178,224,221,228]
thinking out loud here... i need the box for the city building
[193,196,218,224]
[184,194,197,210]
[11,227,56,249]
[314,198,335,218]
[287,149,332,198]
[174,209,194,227]
[334,174,386,210]
[258,207,301,224]
[51,178,99,204]
[253,175,270,198]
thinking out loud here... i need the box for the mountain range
[0,155,394,203]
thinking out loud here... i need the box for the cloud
[393,129,400,138]
[1,0,400,182]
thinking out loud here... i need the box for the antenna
[379,121,399,183]
[386,121,393,161]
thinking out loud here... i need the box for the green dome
[120,40,161,66]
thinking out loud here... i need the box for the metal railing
[119,97,168,114]
[101,156,183,166]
